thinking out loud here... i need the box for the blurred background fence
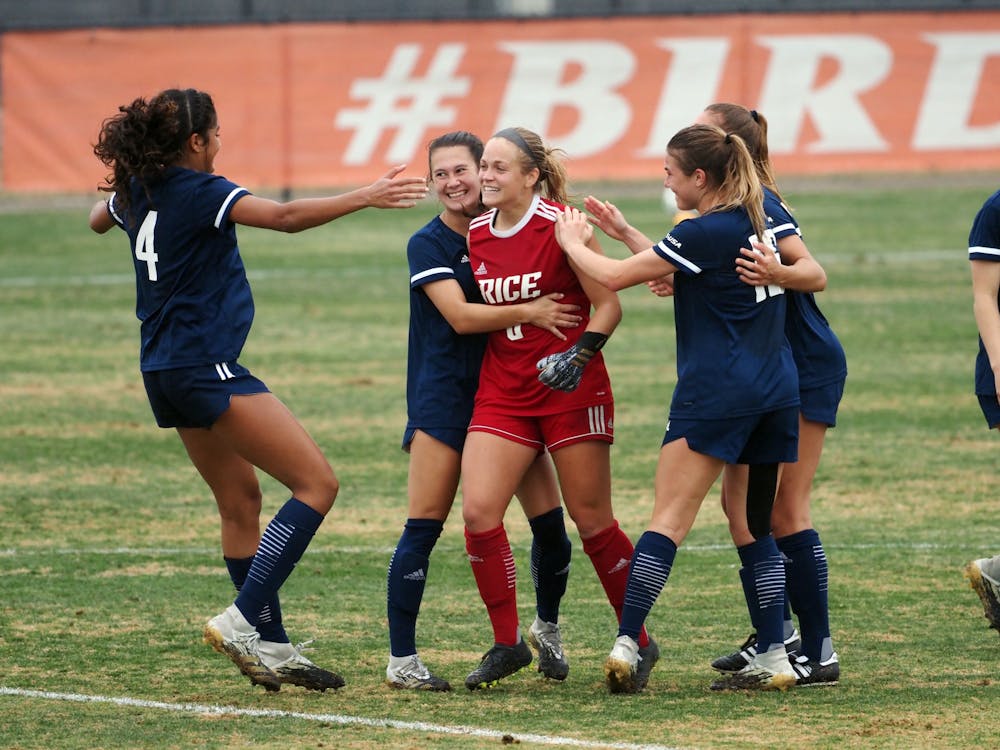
[1,1,998,194]
[2,0,998,29]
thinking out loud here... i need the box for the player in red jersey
[460,126,658,690]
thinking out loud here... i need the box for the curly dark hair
[93,88,216,222]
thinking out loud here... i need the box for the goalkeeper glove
[536,331,609,392]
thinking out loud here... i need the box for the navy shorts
[978,394,1000,429]
[142,361,269,429]
[662,406,799,464]
[800,379,845,427]
[402,425,469,454]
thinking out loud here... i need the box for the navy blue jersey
[108,167,251,371]
[654,206,799,419]
[765,189,847,390]
[405,215,486,432]
[969,188,1000,395]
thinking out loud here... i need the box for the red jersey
[468,194,613,416]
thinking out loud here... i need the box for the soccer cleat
[203,604,281,692]
[964,558,1000,632]
[386,654,452,691]
[710,629,801,673]
[464,639,532,690]
[258,639,345,692]
[527,618,569,681]
[790,652,840,686]
[635,637,660,692]
[710,647,797,691]
[604,635,640,694]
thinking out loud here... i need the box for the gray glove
[536,331,608,393]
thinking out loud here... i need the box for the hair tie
[750,109,760,123]
[724,132,733,144]
[494,127,541,170]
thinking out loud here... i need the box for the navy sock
[738,564,758,631]
[618,531,676,641]
[387,518,443,657]
[528,507,572,624]
[234,497,324,627]
[224,555,288,642]
[737,535,786,654]
[777,528,830,661]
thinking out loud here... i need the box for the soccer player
[88,87,427,691]
[555,124,800,693]
[693,104,846,687]
[460,127,658,690]
[964,186,1000,634]
[387,130,582,691]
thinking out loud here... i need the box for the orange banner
[3,12,1000,193]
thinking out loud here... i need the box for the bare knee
[462,493,505,533]
[215,484,263,527]
[771,489,811,537]
[308,468,339,515]
[567,505,614,540]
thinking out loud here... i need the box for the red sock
[465,524,520,646]
[582,520,650,648]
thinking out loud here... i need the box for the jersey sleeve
[765,193,802,241]
[107,193,126,229]
[652,219,709,276]
[969,191,1000,262]
[194,175,250,232]
[407,230,455,289]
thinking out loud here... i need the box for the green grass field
[2,176,999,749]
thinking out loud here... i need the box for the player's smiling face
[479,137,537,210]
[186,123,221,174]
[663,151,701,212]
[430,145,481,217]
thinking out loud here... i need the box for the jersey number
[749,231,783,303]
[507,324,524,341]
[135,211,159,281]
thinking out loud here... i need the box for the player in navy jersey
[386,130,582,691]
[681,104,845,687]
[555,123,800,693]
[460,127,659,691]
[964,187,1000,634]
[89,88,428,692]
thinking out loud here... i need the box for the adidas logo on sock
[608,557,630,574]
[556,564,571,576]
[403,568,426,581]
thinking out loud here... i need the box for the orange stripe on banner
[3,12,1000,193]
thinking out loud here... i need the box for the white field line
[0,540,982,558]
[0,249,959,289]
[0,687,682,750]
[1,267,375,288]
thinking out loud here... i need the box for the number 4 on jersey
[135,211,159,281]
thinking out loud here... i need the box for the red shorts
[468,402,614,452]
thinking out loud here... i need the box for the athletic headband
[494,127,541,170]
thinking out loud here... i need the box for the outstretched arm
[229,164,429,233]
[585,195,675,296]
[555,207,676,291]
[583,195,654,255]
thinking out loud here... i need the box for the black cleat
[465,639,532,690]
